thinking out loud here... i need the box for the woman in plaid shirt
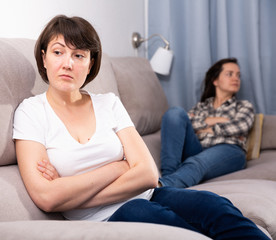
[159,58,255,188]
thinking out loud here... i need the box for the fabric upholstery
[111,57,168,136]
[0,39,43,166]
[0,221,211,240]
[0,38,49,95]
[0,165,63,221]
[142,130,162,171]
[261,115,276,150]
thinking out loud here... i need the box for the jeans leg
[201,144,246,181]
[108,198,199,233]
[160,144,246,188]
[160,107,202,176]
[151,187,270,240]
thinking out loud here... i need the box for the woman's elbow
[39,202,56,213]
[31,191,61,213]
[146,166,159,188]
[149,174,159,188]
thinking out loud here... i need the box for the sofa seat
[0,221,212,240]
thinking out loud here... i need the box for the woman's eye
[54,51,62,55]
[75,54,84,59]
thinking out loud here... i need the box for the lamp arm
[140,33,170,49]
[132,32,170,49]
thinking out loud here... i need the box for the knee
[198,191,239,216]
[109,199,151,222]
[162,107,189,126]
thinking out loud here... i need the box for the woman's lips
[59,74,73,80]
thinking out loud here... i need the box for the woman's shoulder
[86,91,120,105]
[13,93,48,132]
[193,97,212,109]
[236,99,254,108]
[16,92,46,112]
[235,98,255,114]
[87,91,117,98]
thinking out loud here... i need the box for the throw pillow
[246,114,264,160]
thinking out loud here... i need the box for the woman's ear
[88,58,94,74]
[42,50,46,69]
[213,79,218,87]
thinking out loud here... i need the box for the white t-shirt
[13,91,153,221]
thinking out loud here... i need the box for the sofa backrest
[111,57,168,136]
[0,38,46,166]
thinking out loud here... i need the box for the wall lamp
[132,32,173,75]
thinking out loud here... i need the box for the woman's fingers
[37,159,59,180]
[42,172,53,181]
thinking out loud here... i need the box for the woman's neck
[46,87,84,108]
[213,93,233,109]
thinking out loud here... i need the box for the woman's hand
[197,127,213,134]
[37,159,60,181]
[205,117,229,126]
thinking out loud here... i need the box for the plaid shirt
[188,97,255,151]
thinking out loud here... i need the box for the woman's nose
[233,74,240,81]
[63,55,73,69]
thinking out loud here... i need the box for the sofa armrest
[261,115,276,150]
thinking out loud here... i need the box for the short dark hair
[35,15,102,88]
[200,58,239,102]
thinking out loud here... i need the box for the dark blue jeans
[109,187,269,240]
[159,107,246,188]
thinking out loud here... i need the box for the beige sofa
[1,38,275,240]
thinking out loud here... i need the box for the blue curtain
[148,0,276,114]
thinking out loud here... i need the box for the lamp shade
[150,47,173,75]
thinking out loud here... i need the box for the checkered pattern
[189,97,255,151]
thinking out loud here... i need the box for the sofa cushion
[142,130,162,171]
[0,165,63,221]
[261,115,276,150]
[0,38,49,95]
[0,39,47,166]
[111,57,168,135]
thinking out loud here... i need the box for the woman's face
[213,63,241,97]
[42,35,93,93]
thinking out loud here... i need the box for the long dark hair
[200,58,239,102]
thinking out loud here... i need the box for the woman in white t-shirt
[13,15,269,240]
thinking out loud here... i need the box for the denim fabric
[109,187,269,240]
[159,107,246,188]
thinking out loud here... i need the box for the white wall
[0,0,146,57]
